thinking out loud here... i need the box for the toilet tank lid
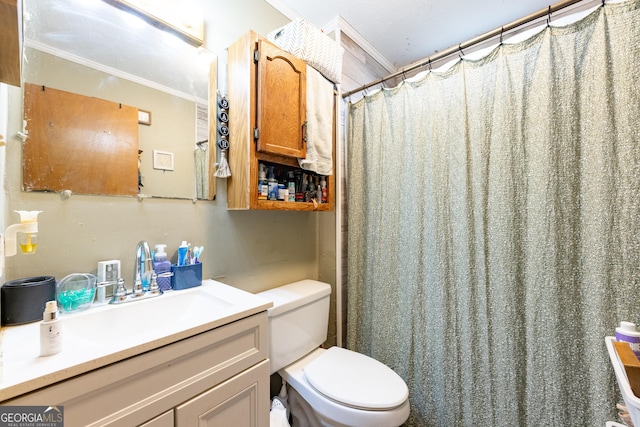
[256,280,331,318]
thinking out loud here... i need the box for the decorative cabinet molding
[255,38,307,159]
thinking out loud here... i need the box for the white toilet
[257,280,410,427]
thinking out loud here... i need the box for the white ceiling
[25,0,598,99]
[267,0,560,70]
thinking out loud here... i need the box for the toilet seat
[302,347,409,410]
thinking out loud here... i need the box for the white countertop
[0,279,272,401]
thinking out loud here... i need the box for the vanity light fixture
[104,0,205,47]
[0,210,42,277]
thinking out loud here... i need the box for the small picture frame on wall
[138,109,152,125]
[153,150,174,171]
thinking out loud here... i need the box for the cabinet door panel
[256,39,306,158]
[140,410,173,427]
[175,360,270,427]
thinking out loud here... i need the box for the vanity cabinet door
[175,360,269,427]
[255,39,306,159]
[140,410,174,427]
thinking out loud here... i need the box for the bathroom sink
[0,279,273,401]
[62,288,234,345]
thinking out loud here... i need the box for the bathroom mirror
[21,0,217,200]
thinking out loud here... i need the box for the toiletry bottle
[307,175,315,202]
[316,176,322,202]
[40,300,62,356]
[153,244,172,291]
[268,166,278,200]
[178,241,189,266]
[320,178,327,203]
[258,163,268,200]
[295,171,303,202]
[140,251,149,291]
[287,171,296,202]
[616,321,640,359]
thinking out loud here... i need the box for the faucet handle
[148,272,160,294]
[133,278,144,296]
[114,278,127,302]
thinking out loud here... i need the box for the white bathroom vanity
[0,280,273,426]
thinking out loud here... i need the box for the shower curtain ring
[500,27,504,46]
[428,58,432,72]
[547,6,552,26]
[458,44,465,59]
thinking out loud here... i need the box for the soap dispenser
[153,244,172,291]
[40,300,62,356]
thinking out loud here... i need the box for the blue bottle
[178,241,188,266]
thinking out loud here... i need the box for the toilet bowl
[257,280,410,427]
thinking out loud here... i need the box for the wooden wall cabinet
[226,30,335,211]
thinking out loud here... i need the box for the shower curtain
[346,2,640,426]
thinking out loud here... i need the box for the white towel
[300,66,333,176]
[269,397,291,427]
[268,18,344,85]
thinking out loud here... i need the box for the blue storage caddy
[170,262,202,290]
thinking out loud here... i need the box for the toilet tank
[256,280,331,374]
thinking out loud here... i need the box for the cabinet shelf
[253,199,332,212]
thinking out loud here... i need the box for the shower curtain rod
[341,0,596,99]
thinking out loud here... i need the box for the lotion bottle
[40,300,62,356]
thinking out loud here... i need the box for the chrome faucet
[110,240,161,304]
[134,240,153,294]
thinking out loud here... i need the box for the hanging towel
[194,145,209,199]
[267,18,344,85]
[300,66,333,176]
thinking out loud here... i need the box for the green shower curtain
[346,2,640,426]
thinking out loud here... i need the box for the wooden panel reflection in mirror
[23,83,139,196]
[0,0,21,87]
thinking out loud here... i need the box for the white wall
[0,83,8,281]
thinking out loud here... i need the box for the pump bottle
[153,244,172,291]
[40,300,62,356]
